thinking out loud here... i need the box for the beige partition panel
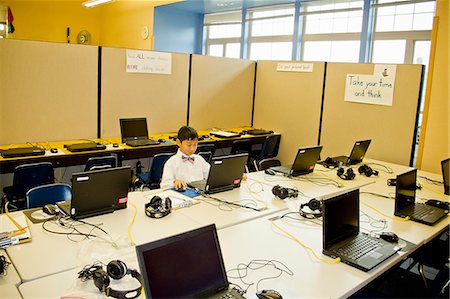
[0,40,3,145]
[189,55,255,129]
[0,40,98,144]
[101,48,189,137]
[253,61,326,164]
[321,63,423,166]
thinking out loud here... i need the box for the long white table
[0,249,21,287]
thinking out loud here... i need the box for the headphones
[358,164,379,177]
[323,157,340,168]
[0,255,10,275]
[145,195,172,218]
[299,198,323,219]
[337,167,355,180]
[272,185,299,199]
[78,260,142,299]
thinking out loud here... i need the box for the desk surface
[0,249,21,287]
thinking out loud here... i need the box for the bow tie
[181,155,195,164]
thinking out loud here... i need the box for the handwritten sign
[344,64,396,106]
[277,62,314,73]
[126,50,172,74]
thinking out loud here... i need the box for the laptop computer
[119,118,159,147]
[188,153,248,194]
[0,146,45,158]
[135,224,245,299]
[333,139,371,165]
[64,142,106,152]
[57,166,131,219]
[442,158,449,195]
[394,169,448,225]
[322,188,400,272]
[270,145,322,177]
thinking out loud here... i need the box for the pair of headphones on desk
[358,164,379,177]
[337,167,355,180]
[145,195,172,219]
[78,260,143,299]
[323,157,341,168]
[272,185,299,199]
[299,198,323,219]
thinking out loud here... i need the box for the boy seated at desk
[161,126,210,190]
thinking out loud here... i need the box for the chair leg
[253,160,259,172]
[418,263,429,288]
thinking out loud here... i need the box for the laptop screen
[395,169,417,212]
[205,153,248,192]
[290,145,322,176]
[120,118,149,143]
[442,158,450,195]
[136,224,229,299]
[323,189,359,250]
[347,140,371,164]
[70,166,131,218]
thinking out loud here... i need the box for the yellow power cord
[127,202,138,246]
[360,200,409,221]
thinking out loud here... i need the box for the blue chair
[251,135,281,171]
[25,183,72,209]
[136,153,175,189]
[2,162,55,211]
[84,156,116,171]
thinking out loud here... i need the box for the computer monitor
[120,118,149,143]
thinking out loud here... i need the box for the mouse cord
[270,219,341,263]
[360,211,388,233]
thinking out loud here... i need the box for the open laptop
[188,153,248,194]
[119,118,159,147]
[442,158,449,195]
[332,139,371,165]
[57,166,131,219]
[270,145,322,177]
[394,169,448,225]
[136,224,245,299]
[322,188,400,272]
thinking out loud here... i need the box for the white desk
[0,284,22,299]
[0,249,21,287]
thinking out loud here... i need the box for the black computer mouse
[177,186,186,192]
[380,232,399,243]
[42,204,58,215]
[50,148,58,153]
[158,139,165,143]
[256,289,282,299]
[112,143,119,148]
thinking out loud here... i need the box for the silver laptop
[323,188,400,272]
[188,153,248,194]
[394,169,448,225]
[119,118,159,147]
[136,224,246,299]
[333,139,371,165]
[57,166,131,219]
[271,145,322,177]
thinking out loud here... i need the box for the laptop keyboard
[408,204,434,218]
[127,139,158,146]
[335,235,383,260]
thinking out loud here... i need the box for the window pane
[375,1,435,32]
[413,40,431,66]
[394,14,413,31]
[304,41,331,61]
[304,41,360,62]
[304,9,363,34]
[371,40,406,63]
[413,13,434,30]
[209,44,224,57]
[251,16,294,36]
[209,24,241,38]
[225,43,240,59]
[250,42,292,60]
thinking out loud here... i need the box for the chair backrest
[149,153,175,185]
[231,140,251,155]
[258,135,281,160]
[196,143,215,163]
[12,162,55,199]
[258,158,282,171]
[26,183,72,209]
[197,151,213,164]
[84,156,117,171]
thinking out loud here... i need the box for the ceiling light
[82,0,114,8]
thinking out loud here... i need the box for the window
[304,40,360,62]
[371,40,406,63]
[204,11,242,58]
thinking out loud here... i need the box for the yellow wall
[418,0,449,173]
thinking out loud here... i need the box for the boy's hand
[174,179,187,189]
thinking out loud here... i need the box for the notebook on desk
[120,118,159,147]
[188,153,248,194]
[332,139,371,165]
[322,189,400,272]
[270,145,322,177]
[136,224,246,299]
[0,146,45,158]
[394,169,448,225]
[442,158,449,195]
[57,166,131,219]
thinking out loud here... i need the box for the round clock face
[141,26,149,40]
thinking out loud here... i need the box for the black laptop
[0,146,45,158]
[442,158,449,195]
[119,118,159,147]
[394,169,448,225]
[333,139,371,165]
[188,153,248,194]
[270,145,322,176]
[322,189,400,272]
[135,224,245,299]
[57,166,131,219]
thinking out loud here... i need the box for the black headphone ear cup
[93,269,110,292]
[347,168,355,180]
[308,198,322,211]
[107,260,127,280]
[337,167,344,176]
[272,185,280,197]
[150,196,162,209]
[164,197,172,210]
[278,188,288,199]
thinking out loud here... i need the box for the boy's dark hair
[177,126,198,142]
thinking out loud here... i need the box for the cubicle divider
[189,55,255,130]
[253,61,326,164]
[0,39,99,145]
[320,63,423,166]
[100,47,190,137]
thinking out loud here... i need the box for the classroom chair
[84,156,117,171]
[251,135,281,171]
[257,158,281,171]
[26,183,72,209]
[196,143,215,163]
[135,153,175,190]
